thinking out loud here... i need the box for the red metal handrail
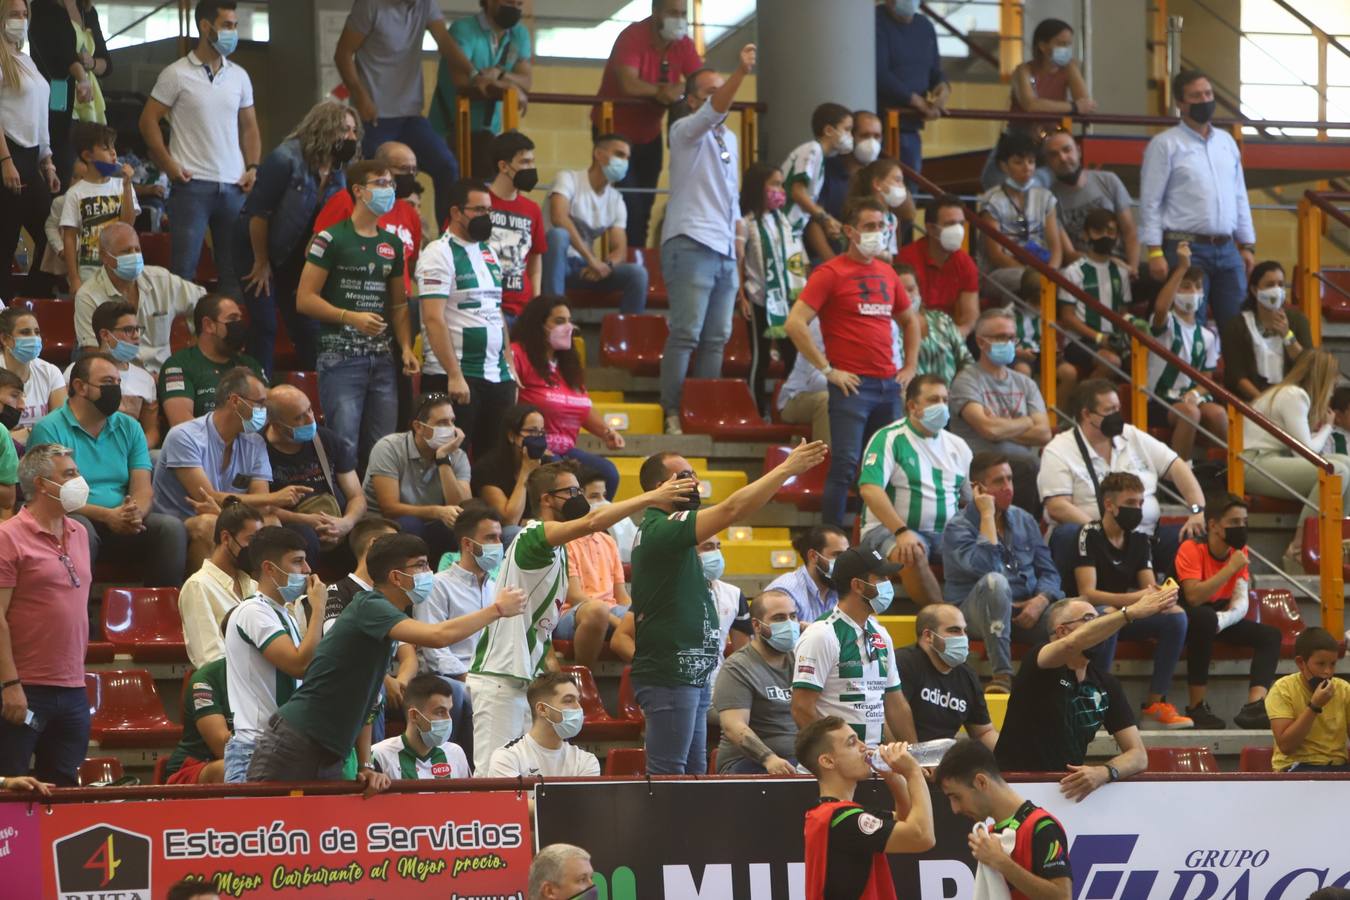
[900,161,1333,472]
[526,92,765,113]
[1305,191,1350,231]
[919,1,1000,70]
[891,106,1350,132]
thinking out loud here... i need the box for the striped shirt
[781,139,825,239]
[469,521,567,683]
[223,594,303,742]
[1058,257,1132,334]
[370,733,470,780]
[1324,426,1350,457]
[793,608,902,745]
[415,232,513,382]
[1147,312,1218,402]
[1013,306,1041,353]
[858,418,972,540]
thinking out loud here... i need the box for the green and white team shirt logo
[415,233,513,382]
[858,418,971,539]
[469,520,567,682]
[370,734,468,780]
[1147,312,1217,402]
[793,609,902,745]
[781,140,825,240]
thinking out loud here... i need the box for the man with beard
[159,293,265,426]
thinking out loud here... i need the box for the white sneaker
[664,414,683,435]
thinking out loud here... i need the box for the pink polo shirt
[0,506,92,688]
[564,531,625,610]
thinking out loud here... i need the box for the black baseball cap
[830,547,902,593]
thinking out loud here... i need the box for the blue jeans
[543,227,649,313]
[361,116,459,231]
[223,734,257,783]
[659,235,738,414]
[238,239,315,375]
[636,679,712,775]
[823,376,901,525]
[167,178,246,296]
[1165,238,1246,330]
[957,572,1050,676]
[317,352,397,469]
[560,445,619,499]
[0,684,90,785]
[1094,609,1189,697]
[396,515,457,568]
[899,131,923,177]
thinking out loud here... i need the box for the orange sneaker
[1141,701,1193,730]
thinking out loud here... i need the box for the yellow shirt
[1266,673,1350,771]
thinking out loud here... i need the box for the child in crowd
[1058,206,1131,392]
[60,122,139,293]
[1323,385,1350,456]
[117,138,171,232]
[845,157,908,264]
[40,159,87,284]
[781,102,854,243]
[1266,627,1350,772]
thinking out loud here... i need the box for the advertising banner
[535,777,1350,900]
[1,789,531,899]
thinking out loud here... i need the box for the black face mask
[1113,505,1143,533]
[1055,165,1082,186]
[1308,675,1326,692]
[1096,411,1125,439]
[1089,236,1116,256]
[1187,99,1216,124]
[1223,525,1248,550]
[333,138,358,166]
[394,172,418,199]
[0,403,20,431]
[1081,642,1105,663]
[673,488,702,512]
[560,493,591,522]
[511,167,539,192]
[492,4,523,28]
[230,537,252,573]
[522,434,548,460]
[91,384,122,418]
[221,319,248,350]
[466,212,494,243]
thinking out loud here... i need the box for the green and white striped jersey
[1058,257,1132,334]
[1146,312,1218,401]
[780,139,825,239]
[792,608,902,746]
[468,521,567,683]
[370,733,471,780]
[858,417,972,540]
[415,232,513,382]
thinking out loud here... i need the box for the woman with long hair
[845,157,907,264]
[470,402,547,526]
[509,295,622,498]
[235,98,361,373]
[1220,260,1312,401]
[29,0,109,181]
[1243,349,1350,565]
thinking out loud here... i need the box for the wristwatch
[435,456,455,467]
[1187,504,1203,515]
[1309,703,1324,715]
[359,762,376,772]
[0,678,19,689]
[1106,764,1120,783]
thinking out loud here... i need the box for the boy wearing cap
[792,548,918,745]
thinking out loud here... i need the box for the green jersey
[158,345,266,416]
[630,508,721,687]
[414,232,512,383]
[306,218,405,358]
[858,417,972,539]
[780,140,825,240]
[1058,257,1131,334]
[165,657,232,776]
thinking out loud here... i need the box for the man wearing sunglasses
[994,588,1174,802]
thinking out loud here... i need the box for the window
[99,1,268,52]
[1239,0,1350,136]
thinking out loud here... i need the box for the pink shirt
[565,530,625,609]
[0,507,92,687]
[511,343,592,454]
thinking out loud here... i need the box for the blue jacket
[238,138,347,264]
[941,501,1063,605]
[875,8,945,130]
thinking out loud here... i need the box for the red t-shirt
[511,342,592,453]
[799,254,911,379]
[490,191,547,316]
[1174,539,1249,603]
[591,18,703,145]
[896,237,978,316]
[312,195,422,294]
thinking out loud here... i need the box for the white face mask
[883,183,907,208]
[425,425,459,449]
[853,137,881,165]
[44,475,90,513]
[659,15,688,42]
[833,131,854,157]
[938,223,965,253]
[1173,292,1201,315]
[857,230,889,258]
[4,17,27,46]
[1255,286,1285,311]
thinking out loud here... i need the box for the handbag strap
[311,433,336,498]
[1072,425,1106,516]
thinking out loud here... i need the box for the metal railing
[920,2,1000,70]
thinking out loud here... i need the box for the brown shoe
[985,674,1012,695]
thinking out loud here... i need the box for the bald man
[74,222,207,376]
[261,384,366,571]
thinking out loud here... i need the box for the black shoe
[1184,701,1227,730]
[1234,699,1270,730]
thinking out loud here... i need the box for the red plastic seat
[550,639,619,663]
[170,315,193,353]
[86,669,181,747]
[1146,746,1219,773]
[603,747,646,776]
[560,665,641,741]
[1300,518,1350,579]
[1239,745,1274,773]
[765,444,829,511]
[631,247,667,308]
[1244,495,1302,514]
[139,232,171,269]
[29,298,77,367]
[1321,269,1350,323]
[277,370,324,423]
[618,665,643,724]
[681,379,811,442]
[77,756,124,786]
[1209,589,1303,659]
[85,641,116,663]
[101,587,187,662]
[599,314,668,376]
[153,755,170,785]
[721,315,752,378]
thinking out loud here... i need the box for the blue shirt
[818,156,852,220]
[430,12,533,136]
[1138,122,1255,246]
[766,564,838,624]
[941,502,1062,605]
[152,413,272,518]
[661,100,740,258]
[30,405,152,509]
[875,8,945,131]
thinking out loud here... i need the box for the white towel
[971,820,1017,900]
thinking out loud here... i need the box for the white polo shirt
[223,594,303,742]
[149,51,254,185]
[1037,424,1180,535]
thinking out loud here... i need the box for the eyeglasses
[461,204,491,215]
[1061,611,1099,628]
[364,178,395,189]
[111,325,141,338]
[58,552,80,588]
[547,486,583,499]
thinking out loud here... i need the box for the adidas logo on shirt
[919,686,968,713]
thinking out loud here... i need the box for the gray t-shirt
[347,0,443,119]
[712,643,797,773]
[948,364,1046,455]
[1052,170,1134,257]
[362,431,470,511]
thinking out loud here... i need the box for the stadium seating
[1320,269,1350,322]
[85,669,182,748]
[85,641,116,663]
[764,444,828,511]
[1146,746,1219,773]
[1299,518,1350,579]
[153,756,170,785]
[1239,746,1274,773]
[1253,588,1306,656]
[170,315,193,353]
[618,666,643,724]
[603,747,646,776]
[561,665,642,741]
[680,379,811,441]
[722,315,752,378]
[29,298,77,367]
[277,370,324,423]
[77,756,124,786]
[100,587,187,662]
[599,313,668,376]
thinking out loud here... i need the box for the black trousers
[0,141,54,304]
[1184,603,1281,688]
[418,373,517,460]
[619,135,663,250]
[747,301,796,416]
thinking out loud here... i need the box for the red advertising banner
[2,789,530,899]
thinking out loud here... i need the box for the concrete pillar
[756,0,875,164]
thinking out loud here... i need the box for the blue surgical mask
[212,27,238,57]
[815,555,834,583]
[403,570,434,604]
[602,157,629,184]
[113,252,144,281]
[936,633,970,667]
[237,399,267,433]
[289,421,317,442]
[546,704,585,740]
[892,0,918,16]
[1051,45,1073,67]
[700,549,725,582]
[474,540,504,573]
[763,619,800,653]
[867,579,895,615]
[1004,176,1033,193]
[110,339,140,363]
[986,340,1016,367]
[92,159,121,178]
[9,336,41,364]
[365,186,396,216]
[416,712,453,747]
[919,402,949,433]
[271,567,307,604]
